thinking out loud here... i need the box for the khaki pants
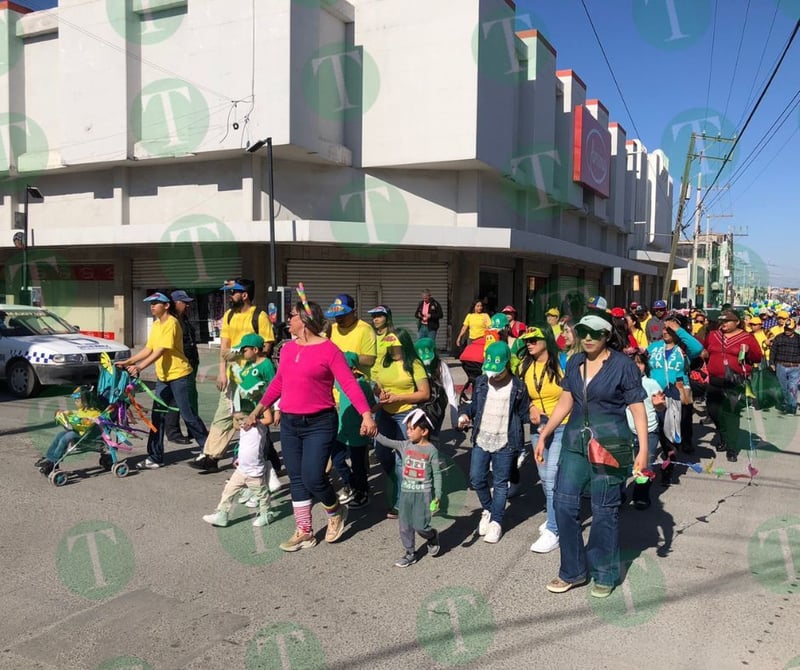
[216,470,271,515]
[204,385,237,459]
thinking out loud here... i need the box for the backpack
[419,379,448,433]
[227,306,265,335]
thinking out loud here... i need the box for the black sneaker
[189,455,218,472]
[428,530,440,557]
[348,491,369,509]
[39,460,57,476]
[34,457,48,468]
[394,552,417,568]
[726,450,738,463]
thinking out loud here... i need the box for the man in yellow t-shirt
[192,279,275,472]
[326,294,377,378]
[118,292,208,469]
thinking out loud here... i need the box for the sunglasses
[575,325,607,340]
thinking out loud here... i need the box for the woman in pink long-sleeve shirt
[245,301,377,553]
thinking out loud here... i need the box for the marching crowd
[35,280,800,598]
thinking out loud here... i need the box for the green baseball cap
[233,333,265,351]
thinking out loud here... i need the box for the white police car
[0,305,130,398]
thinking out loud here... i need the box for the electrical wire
[736,0,782,129]
[695,18,800,215]
[721,0,751,125]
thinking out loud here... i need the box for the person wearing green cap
[457,341,531,545]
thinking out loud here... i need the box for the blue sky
[517,0,800,289]
[22,1,800,288]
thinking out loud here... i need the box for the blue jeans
[777,364,800,413]
[331,440,369,494]
[280,409,339,507]
[469,444,515,525]
[147,374,208,464]
[535,424,564,535]
[146,374,208,464]
[376,409,410,509]
[554,448,626,587]
[418,325,437,341]
[46,429,79,462]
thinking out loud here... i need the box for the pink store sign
[572,105,611,198]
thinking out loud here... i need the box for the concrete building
[1,0,675,347]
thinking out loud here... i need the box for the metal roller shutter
[286,260,450,349]
[132,256,242,289]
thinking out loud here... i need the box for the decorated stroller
[40,353,169,487]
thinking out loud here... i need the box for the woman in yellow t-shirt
[457,300,491,347]
[372,328,430,516]
[518,325,567,554]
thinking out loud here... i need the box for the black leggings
[706,377,744,453]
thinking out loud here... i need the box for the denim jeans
[554,448,626,587]
[469,444,515,525]
[164,368,198,439]
[331,441,369,494]
[417,325,437,342]
[280,409,339,507]
[376,409,410,508]
[777,364,800,413]
[146,373,208,464]
[534,424,565,535]
[46,429,80,462]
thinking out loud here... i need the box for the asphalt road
[1,355,799,670]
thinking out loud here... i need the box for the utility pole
[703,213,733,308]
[689,172,702,307]
[663,133,736,304]
[663,134,695,303]
[728,225,749,305]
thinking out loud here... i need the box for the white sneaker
[538,520,548,534]
[338,486,354,504]
[136,458,161,470]
[238,489,253,505]
[245,497,259,508]
[478,509,491,536]
[530,528,559,553]
[484,521,502,544]
[268,467,282,493]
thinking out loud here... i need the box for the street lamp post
[22,185,44,305]
[246,137,277,291]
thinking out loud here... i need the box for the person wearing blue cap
[117,292,208,469]
[326,294,377,378]
[164,289,199,445]
[646,300,668,343]
[192,279,275,472]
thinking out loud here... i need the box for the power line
[737,0,782,129]
[696,17,800,214]
[722,0,751,125]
